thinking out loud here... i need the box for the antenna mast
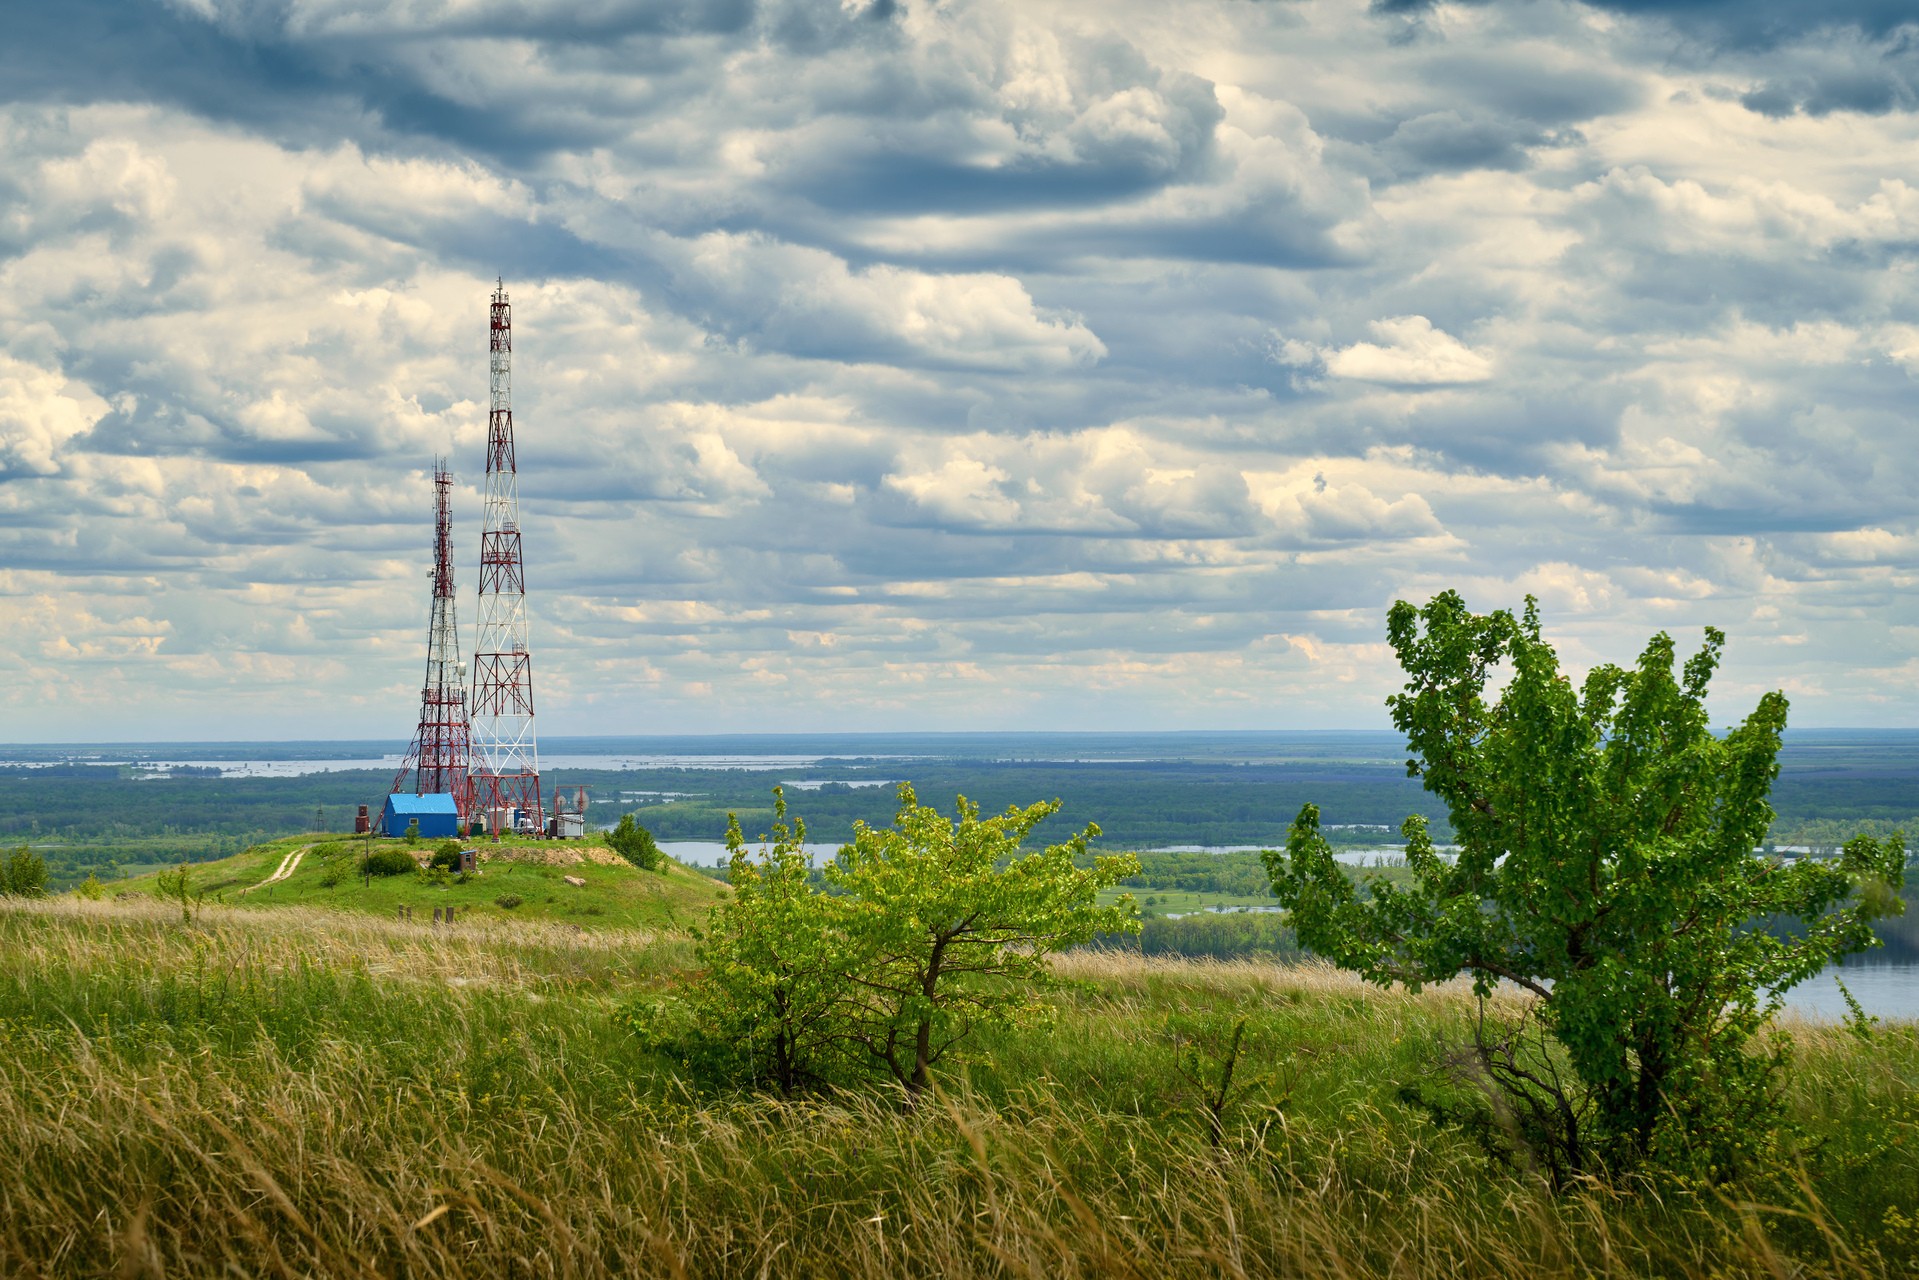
[390,459,473,823]
[469,280,543,835]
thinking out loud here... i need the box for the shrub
[403,819,420,847]
[607,815,664,872]
[0,846,48,898]
[684,785,1140,1099]
[361,849,418,878]
[153,864,194,923]
[427,846,464,872]
[1138,912,1300,960]
[73,872,105,901]
[494,894,523,910]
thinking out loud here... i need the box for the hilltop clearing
[113,832,727,932]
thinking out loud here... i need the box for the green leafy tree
[828,783,1141,1102]
[607,814,664,872]
[681,788,853,1092]
[1265,592,1906,1184]
[1,846,48,898]
[403,819,420,847]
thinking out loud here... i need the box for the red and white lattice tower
[469,280,543,834]
[390,459,473,823]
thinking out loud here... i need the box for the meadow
[121,832,728,933]
[1,894,1914,1278]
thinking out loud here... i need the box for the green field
[113,832,727,932]
[0,896,1912,1278]
[1113,886,1277,914]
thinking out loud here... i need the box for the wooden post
[434,906,443,924]
[446,906,455,925]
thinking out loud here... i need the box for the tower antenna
[469,280,543,836]
[390,458,474,824]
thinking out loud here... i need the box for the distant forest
[3,730,1914,891]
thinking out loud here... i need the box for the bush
[1,847,48,898]
[73,872,105,901]
[1140,912,1300,959]
[361,849,418,878]
[687,785,1139,1099]
[606,815,664,872]
[427,845,464,872]
[494,894,523,910]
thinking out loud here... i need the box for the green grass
[113,832,728,932]
[1114,886,1278,915]
[1,896,1915,1277]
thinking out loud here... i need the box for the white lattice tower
[469,280,543,834]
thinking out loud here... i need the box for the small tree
[829,784,1141,1103]
[607,814,664,872]
[685,789,853,1093]
[1,846,48,898]
[1266,593,1906,1184]
[154,863,194,924]
[403,819,420,847]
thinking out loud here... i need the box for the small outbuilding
[382,793,460,839]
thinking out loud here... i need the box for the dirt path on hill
[237,845,311,895]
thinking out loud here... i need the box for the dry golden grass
[0,898,1910,1279]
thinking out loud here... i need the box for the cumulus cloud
[0,357,106,478]
[1284,317,1495,386]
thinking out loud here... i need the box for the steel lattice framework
[469,280,543,834]
[390,459,473,822]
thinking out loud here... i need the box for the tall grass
[1,898,1914,1277]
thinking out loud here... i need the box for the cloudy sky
[3,0,1917,741]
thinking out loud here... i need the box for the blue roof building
[382,793,460,839]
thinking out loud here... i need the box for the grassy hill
[0,896,1912,1277]
[111,831,728,932]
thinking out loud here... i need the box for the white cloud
[672,232,1106,370]
[0,357,106,478]
[885,455,1022,526]
[1309,316,1496,386]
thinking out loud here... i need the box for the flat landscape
[9,730,1915,890]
